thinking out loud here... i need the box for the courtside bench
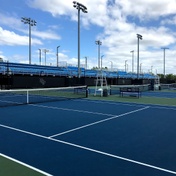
[120,87,141,98]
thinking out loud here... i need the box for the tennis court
[0,87,176,176]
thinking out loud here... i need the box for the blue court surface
[1,99,176,176]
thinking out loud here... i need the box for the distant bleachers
[0,62,157,80]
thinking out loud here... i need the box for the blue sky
[1,0,176,74]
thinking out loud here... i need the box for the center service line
[49,106,150,138]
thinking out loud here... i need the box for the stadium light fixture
[21,17,37,64]
[95,40,102,69]
[137,34,142,78]
[73,1,88,78]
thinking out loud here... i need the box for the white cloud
[2,0,176,73]
[0,12,61,43]
[28,0,109,26]
[0,13,22,29]
[118,0,176,20]
[161,15,176,25]
[28,0,176,26]
[27,0,74,17]
[0,27,42,46]
[32,30,61,40]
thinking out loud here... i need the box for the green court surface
[89,92,176,106]
[0,154,45,176]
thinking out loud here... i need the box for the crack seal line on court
[0,122,176,175]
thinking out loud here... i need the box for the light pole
[137,34,142,78]
[38,49,42,65]
[110,61,113,71]
[73,1,88,78]
[43,49,49,66]
[125,60,128,72]
[140,63,142,74]
[161,47,169,77]
[95,40,102,69]
[57,46,60,67]
[101,55,104,70]
[130,50,134,73]
[21,17,36,64]
[85,56,87,69]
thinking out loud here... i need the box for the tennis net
[0,85,88,107]
[110,84,150,95]
[160,83,176,90]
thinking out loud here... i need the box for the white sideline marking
[1,122,176,175]
[0,153,53,176]
[51,138,176,175]
[31,104,114,116]
[49,106,150,138]
[76,97,176,110]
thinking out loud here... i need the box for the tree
[158,73,176,83]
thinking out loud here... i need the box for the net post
[86,86,88,98]
[27,90,29,104]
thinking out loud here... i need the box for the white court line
[0,153,53,176]
[0,123,176,175]
[49,106,150,138]
[31,104,114,117]
[150,106,176,111]
[73,99,146,109]
[74,99,145,107]
[74,98,176,110]
[0,100,23,105]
